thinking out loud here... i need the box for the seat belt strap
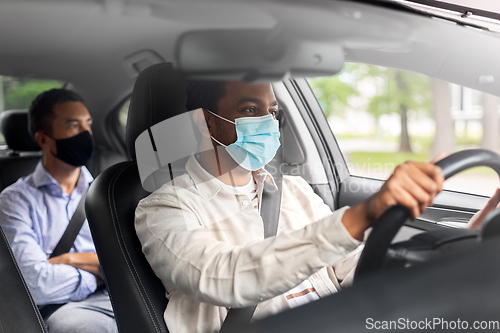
[219,143,284,333]
[262,180,283,238]
[41,186,90,319]
[49,190,89,259]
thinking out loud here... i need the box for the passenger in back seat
[0,89,118,332]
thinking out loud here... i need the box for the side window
[117,98,130,132]
[308,63,500,196]
[0,75,63,144]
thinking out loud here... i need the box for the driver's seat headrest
[126,63,188,161]
[0,110,41,152]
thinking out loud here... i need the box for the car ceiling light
[479,75,495,85]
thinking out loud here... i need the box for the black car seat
[0,225,47,332]
[85,63,189,333]
[0,110,47,332]
[0,110,42,192]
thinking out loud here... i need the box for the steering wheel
[353,149,500,283]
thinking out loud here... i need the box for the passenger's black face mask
[50,131,95,167]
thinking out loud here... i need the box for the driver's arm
[329,161,443,287]
[135,191,359,308]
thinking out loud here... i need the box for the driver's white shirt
[135,155,362,333]
[215,173,322,309]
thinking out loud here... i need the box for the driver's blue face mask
[207,109,280,171]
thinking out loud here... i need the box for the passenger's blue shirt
[0,161,97,306]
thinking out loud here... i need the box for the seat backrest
[86,63,188,333]
[0,110,46,332]
[0,221,47,332]
[86,161,167,333]
[0,110,41,192]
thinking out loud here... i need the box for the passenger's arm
[135,194,358,308]
[48,252,102,278]
[466,188,500,229]
[0,192,97,305]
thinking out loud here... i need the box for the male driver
[135,81,495,333]
[0,89,117,332]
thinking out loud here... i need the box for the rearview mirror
[175,29,345,82]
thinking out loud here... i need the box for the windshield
[393,0,500,32]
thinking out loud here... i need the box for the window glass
[308,63,500,196]
[0,75,63,144]
[117,98,130,132]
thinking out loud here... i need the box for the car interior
[1,0,500,332]
[0,110,42,191]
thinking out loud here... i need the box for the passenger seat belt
[40,188,90,319]
[219,143,284,333]
[49,189,89,258]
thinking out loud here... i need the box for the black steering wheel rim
[353,149,500,283]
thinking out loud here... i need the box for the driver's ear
[192,108,212,138]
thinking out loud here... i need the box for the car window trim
[106,94,131,158]
[399,0,500,22]
[286,78,348,208]
[349,0,492,32]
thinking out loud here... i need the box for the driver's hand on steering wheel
[466,188,500,230]
[343,161,444,241]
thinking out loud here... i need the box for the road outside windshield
[308,63,500,197]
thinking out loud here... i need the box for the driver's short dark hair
[186,81,226,114]
[28,88,84,138]
[186,81,227,142]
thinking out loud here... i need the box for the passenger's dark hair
[186,81,227,142]
[28,88,84,138]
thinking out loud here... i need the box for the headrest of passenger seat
[126,63,188,161]
[0,110,41,152]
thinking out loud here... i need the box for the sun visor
[175,29,345,82]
